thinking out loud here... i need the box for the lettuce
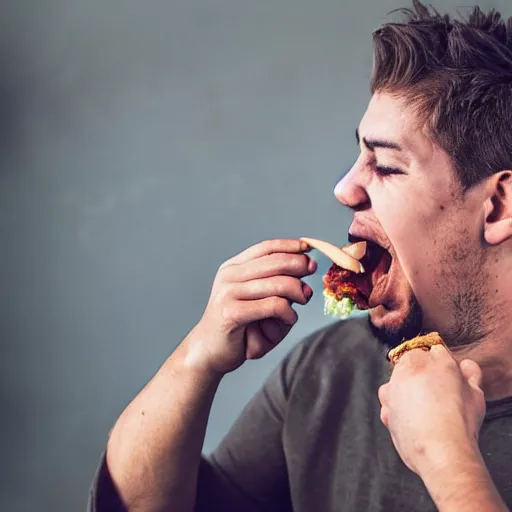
[323,289,358,319]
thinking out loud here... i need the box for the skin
[105,239,316,511]
[102,93,512,511]
[379,345,508,511]
[335,91,512,510]
[334,92,512,399]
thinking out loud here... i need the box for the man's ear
[483,171,512,246]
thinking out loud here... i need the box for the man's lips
[348,220,391,254]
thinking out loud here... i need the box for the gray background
[0,0,501,510]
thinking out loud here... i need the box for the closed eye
[375,165,404,176]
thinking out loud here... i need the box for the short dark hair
[371,0,512,191]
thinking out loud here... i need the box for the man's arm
[421,449,508,512]
[91,329,303,512]
[101,332,223,512]
[88,239,315,512]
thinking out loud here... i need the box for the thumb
[459,358,483,390]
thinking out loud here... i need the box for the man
[88,1,512,510]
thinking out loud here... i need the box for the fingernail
[308,258,317,273]
[300,241,310,251]
[303,283,313,299]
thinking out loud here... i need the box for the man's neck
[451,325,512,402]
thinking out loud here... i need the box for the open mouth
[347,235,393,308]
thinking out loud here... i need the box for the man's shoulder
[281,315,390,396]
[297,314,387,366]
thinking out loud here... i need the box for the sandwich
[300,237,391,319]
[299,237,446,367]
[387,332,446,367]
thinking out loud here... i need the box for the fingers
[429,344,452,359]
[221,239,310,268]
[378,384,390,425]
[245,322,276,360]
[229,296,299,328]
[259,317,291,345]
[378,383,389,405]
[391,344,484,397]
[232,276,313,305]
[222,252,317,283]
[391,347,429,374]
[245,319,293,359]
[380,406,389,427]
[459,358,483,390]
[393,343,453,373]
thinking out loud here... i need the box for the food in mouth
[387,332,446,368]
[300,236,392,319]
[300,237,365,274]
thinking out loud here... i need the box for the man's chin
[367,298,423,350]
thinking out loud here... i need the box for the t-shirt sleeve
[87,451,126,512]
[195,340,310,512]
[87,333,314,512]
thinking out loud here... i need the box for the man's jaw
[366,256,425,350]
[348,218,424,348]
[367,296,424,349]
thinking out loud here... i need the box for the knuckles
[378,383,389,405]
[247,345,267,360]
[218,302,242,332]
[218,253,311,283]
[210,281,235,305]
[294,254,312,273]
[380,406,389,426]
[269,276,295,298]
[217,263,238,283]
[270,296,288,316]
[262,253,310,274]
[395,346,457,375]
[272,253,311,273]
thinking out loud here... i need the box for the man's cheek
[387,233,429,295]
[400,252,443,317]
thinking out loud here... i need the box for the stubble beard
[367,296,424,350]
[439,229,491,349]
[366,290,489,350]
[367,254,491,350]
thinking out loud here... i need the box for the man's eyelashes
[374,165,405,176]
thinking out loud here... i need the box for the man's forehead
[358,93,418,150]
[358,93,450,173]
[359,92,444,162]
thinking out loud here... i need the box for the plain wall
[0,1,499,510]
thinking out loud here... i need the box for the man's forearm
[105,328,223,512]
[422,449,508,512]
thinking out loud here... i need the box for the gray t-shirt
[88,316,512,511]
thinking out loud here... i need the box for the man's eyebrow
[355,128,403,152]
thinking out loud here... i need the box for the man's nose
[334,164,370,210]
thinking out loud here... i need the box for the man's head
[335,1,512,349]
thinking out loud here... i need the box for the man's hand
[105,240,317,512]
[184,239,316,375]
[378,344,485,478]
[378,344,510,511]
